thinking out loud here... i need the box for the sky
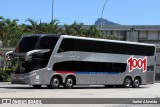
[0,0,160,25]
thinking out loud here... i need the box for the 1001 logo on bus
[127,56,147,72]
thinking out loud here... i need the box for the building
[98,25,160,80]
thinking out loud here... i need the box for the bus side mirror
[5,51,13,61]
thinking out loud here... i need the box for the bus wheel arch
[123,76,132,88]
[64,75,76,89]
[48,75,63,89]
[132,76,141,88]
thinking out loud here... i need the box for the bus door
[32,50,51,84]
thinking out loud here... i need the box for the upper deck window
[15,35,59,53]
[37,36,59,49]
[15,36,39,53]
[58,38,155,56]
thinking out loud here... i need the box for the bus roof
[22,34,61,38]
[61,35,155,47]
[22,34,155,47]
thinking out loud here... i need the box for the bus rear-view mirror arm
[25,49,50,61]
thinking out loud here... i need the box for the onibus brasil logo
[127,56,147,72]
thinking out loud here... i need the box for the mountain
[95,18,119,25]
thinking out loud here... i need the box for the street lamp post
[51,0,54,33]
[100,0,109,34]
[51,0,54,21]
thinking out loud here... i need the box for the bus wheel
[132,78,140,88]
[49,77,60,89]
[33,85,41,89]
[123,77,132,88]
[64,77,74,89]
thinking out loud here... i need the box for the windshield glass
[36,36,59,49]
[12,35,59,74]
[15,36,40,53]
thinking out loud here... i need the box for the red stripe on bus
[56,71,76,74]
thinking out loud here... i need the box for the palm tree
[36,21,48,34]
[85,25,101,38]
[37,19,60,34]
[0,16,19,46]
[64,24,75,35]
[63,22,84,36]
[71,22,84,36]
[25,18,37,34]
[49,19,60,34]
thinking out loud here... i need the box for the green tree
[37,22,48,34]
[36,19,60,34]
[64,24,75,35]
[0,16,19,47]
[25,18,38,34]
[63,22,84,36]
[71,22,84,35]
[49,19,60,34]
[85,25,101,38]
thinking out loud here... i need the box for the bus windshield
[37,36,59,49]
[12,35,59,74]
[15,36,40,53]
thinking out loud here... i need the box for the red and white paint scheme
[127,56,147,72]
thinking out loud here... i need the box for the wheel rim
[52,78,59,87]
[125,79,131,87]
[134,79,140,87]
[66,78,73,87]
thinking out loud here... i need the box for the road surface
[0,82,160,107]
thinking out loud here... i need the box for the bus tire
[123,77,132,88]
[33,85,41,89]
[132,78,140,88]
[64,77,74,89]
[49,76,61,89]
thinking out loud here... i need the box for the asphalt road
[0,82,160,107]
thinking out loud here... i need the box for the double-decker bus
[6,34,156,89]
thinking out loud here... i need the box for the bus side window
[77,39,93,52]
[58,38,77,53]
